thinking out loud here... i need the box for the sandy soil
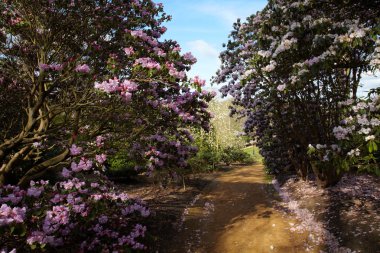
[163,165,318,253]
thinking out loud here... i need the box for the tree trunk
[310,161,341,188]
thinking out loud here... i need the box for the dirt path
[166,165,318,253]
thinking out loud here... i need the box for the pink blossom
[78,157,93,171]
[27,231,47,245]
[94,78,120,93]
[72,203,86,214]
[159,26,167,34]
[192,76,206,86]
[75,64,90,73]
[183,52,197,63]
[277,84,286,91]
[95,154,107,164]
[166,62,186,80]
[134,57,161,70]
[39,63,50,71]
[153,47,166,57]
[50,194,64,204]
[96,135,106,147]
[61,167,72,178]
[91,194,103,201]
[69,144,83,156]
[124,47,135,56]
[172,46,181,52]
[71,162,81,173]
[0,204,26,226]
[27,186,43,198]
[120,80,138,92]
[1,193,24,205]
[121,91,132,102]
[90,183,99,188]
[50,63,63,71]
[71,158,93,172]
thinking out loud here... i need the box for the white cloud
[187,40,219,58]
[184,40,220,86]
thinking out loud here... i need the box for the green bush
[221,146,256,165]
[106,151,138,178]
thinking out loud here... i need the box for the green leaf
[372,141,378,152]
[19,224,27,236]
[368,141,373,153]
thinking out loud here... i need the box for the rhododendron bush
[1,154,150,252]
[0,0,213,186]
[214,0,380,186]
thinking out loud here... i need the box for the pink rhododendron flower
[50,63,63,71]
[96,135,106,147]
[192,76,206,86]
[124,47,135,56]
[94,78,120,93]
[153,47,166,57]
[90,183,99,188]
[78,157,93,171]
[0,204,26,226]
[120,80,138,92]
[183,52,197,63]
[159,26,167,34]
[61,167,72,178]
[277,84,286,91]
[121,91,132,102]
[27,186,43,198]
[166,62,186,80]
[75,64,90,73]
[26,231,47,245]
[172,46,181,52]
[95,154,107,164]
[69,144,83,156]
[39,63,50,71]
[71,162,81,173]
[134,57,161,70]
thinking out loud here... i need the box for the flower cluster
[134,57,161,70]
[332,94,380,173]
[0,204,26,226]
[0,152,150,252]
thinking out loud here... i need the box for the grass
[242,145,263,164]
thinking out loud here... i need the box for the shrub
[0,154,149,252]
[214,0,380,186]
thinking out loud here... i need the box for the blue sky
[160,0,268,92]
[159,0,378,96]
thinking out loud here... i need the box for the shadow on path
[164,165,318,253]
